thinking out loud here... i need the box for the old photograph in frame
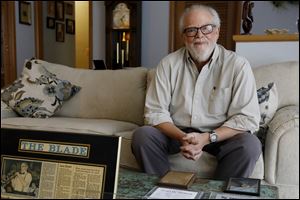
[56,22,65,42]
[47,17,55,29]
[66,19,75,34]
[47,1,56,17]
[19,1,32,25]
[224,177,261,196]
[55,1,65,21]
[65,2,74,17]
[1,128,122,199]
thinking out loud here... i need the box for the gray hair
[179,4,221,33]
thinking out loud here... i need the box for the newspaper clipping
[1,157,106,199]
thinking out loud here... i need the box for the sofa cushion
[114,130,141,170]
[35,60,147,126]
[0,117,138,135]
[253,61,299,110]
[1,59,81,118]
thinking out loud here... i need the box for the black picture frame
[224,177,261,196]
[55,1,64,21]
[56,22,65,42]
[1,128,122,199]
[47,1,56,17]
[46,17,55,29]
[65,2,74,16]
[66,19,75,34]
[19,1,32,25]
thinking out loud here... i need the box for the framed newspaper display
[1,128,122,199]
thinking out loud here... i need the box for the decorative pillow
[257,82,278,127]
[1,99,18,118]
[255,82,278,152]
[1,59,81,118]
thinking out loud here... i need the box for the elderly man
[11,162,32,193]
[131,4,261,180]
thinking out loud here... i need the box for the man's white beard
[187,43,216,63]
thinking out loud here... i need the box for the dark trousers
[131,126,262,180]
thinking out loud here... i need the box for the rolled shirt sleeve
[144,59,174,126]
[222,60,260,133]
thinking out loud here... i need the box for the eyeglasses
[183,24,216,37]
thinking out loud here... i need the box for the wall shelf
[233,34,299,42]
[234,34,299,67]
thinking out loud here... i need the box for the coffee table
[116,168,278,199]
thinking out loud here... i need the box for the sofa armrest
[264,106,299,185]
[1,101,18,119]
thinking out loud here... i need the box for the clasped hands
[180,132,207,161]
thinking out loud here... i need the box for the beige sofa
[1,60,299,199]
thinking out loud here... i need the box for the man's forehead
[187,9,212,19]
[184,11,213,26]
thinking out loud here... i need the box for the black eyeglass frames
[183,24,216,37]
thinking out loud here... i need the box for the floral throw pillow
[255,82,278,152]
[257,82,278,127]
[1,59,81,118]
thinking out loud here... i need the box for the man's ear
[215,27,220,38]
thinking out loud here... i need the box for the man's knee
[236,133,262,159]
[132,126,161,148]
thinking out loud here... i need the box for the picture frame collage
[46,1,75,42]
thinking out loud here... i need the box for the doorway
[35,1,92,69]
[1,1,17,88]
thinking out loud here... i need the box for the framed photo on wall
[56,22,65,42]
[55,1,64,21]
[65,2,74,17]
[66,19,75,34]
[46,17,55,29]
[19,1,32,25]
[47,1,56,17]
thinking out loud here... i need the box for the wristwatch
[209,130,218,143]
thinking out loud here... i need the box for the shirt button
[193,116,198,120]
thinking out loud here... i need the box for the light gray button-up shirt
[145,45,260,133]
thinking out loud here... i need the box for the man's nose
[195,29,204,38]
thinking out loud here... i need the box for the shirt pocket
[208,87,231,115]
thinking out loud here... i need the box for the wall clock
[113,3,130,29]
[105,1,141,69]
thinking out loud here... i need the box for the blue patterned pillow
[1,59,81,118]
[257,82,278,127]
[255,82,278,152]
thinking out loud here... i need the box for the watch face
[113,3,130,29]
[210,133,218,143]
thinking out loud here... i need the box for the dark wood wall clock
[105,1,141,69]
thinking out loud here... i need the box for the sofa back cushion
[37,60,147,125]
[253,61,299,110]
